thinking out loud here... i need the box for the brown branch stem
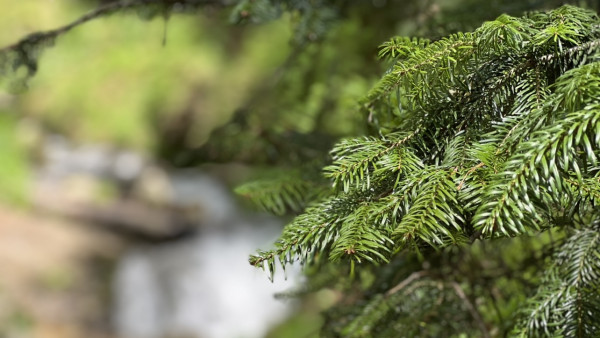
[0,0,228,53]
[385,270,428,296]
[451,281,490,338]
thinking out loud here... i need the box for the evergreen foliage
[3,0,600,336]
[235,167,328,215]
[246,5,600,336]
[517,221,600,336]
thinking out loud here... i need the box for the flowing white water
[35,139,295,337]
[113,172,298,338]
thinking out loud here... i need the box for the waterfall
[113,172,298,338]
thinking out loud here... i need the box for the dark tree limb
[0,0,230,54]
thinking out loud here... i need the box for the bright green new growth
[247,5,600,336]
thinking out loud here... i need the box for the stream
[35,137,299,338]
[112,172,299,338]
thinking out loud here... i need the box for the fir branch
[361,33,477,110]
[324,130,420,192]
[516,223,600,336]
[393,168,467,247]
[377,36,431,60]
[249,196,346,277]
[251,6,600,333]
[329,203,393,264]
[235,170,325,215]
[474,105,600,237]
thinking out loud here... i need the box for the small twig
[457,161,485,190]
[488,287,505,333]
[451,281,490,338]
[385,270,428,296]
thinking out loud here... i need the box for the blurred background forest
[0,0,595,337]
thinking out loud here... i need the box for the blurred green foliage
[1,1,600,336]
[1,0,292,151]
[0,111,30,205]
[0,1,295,204]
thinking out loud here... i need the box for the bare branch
[0,0,229,54]
[451,281,490,338]
[385,270,429,296]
